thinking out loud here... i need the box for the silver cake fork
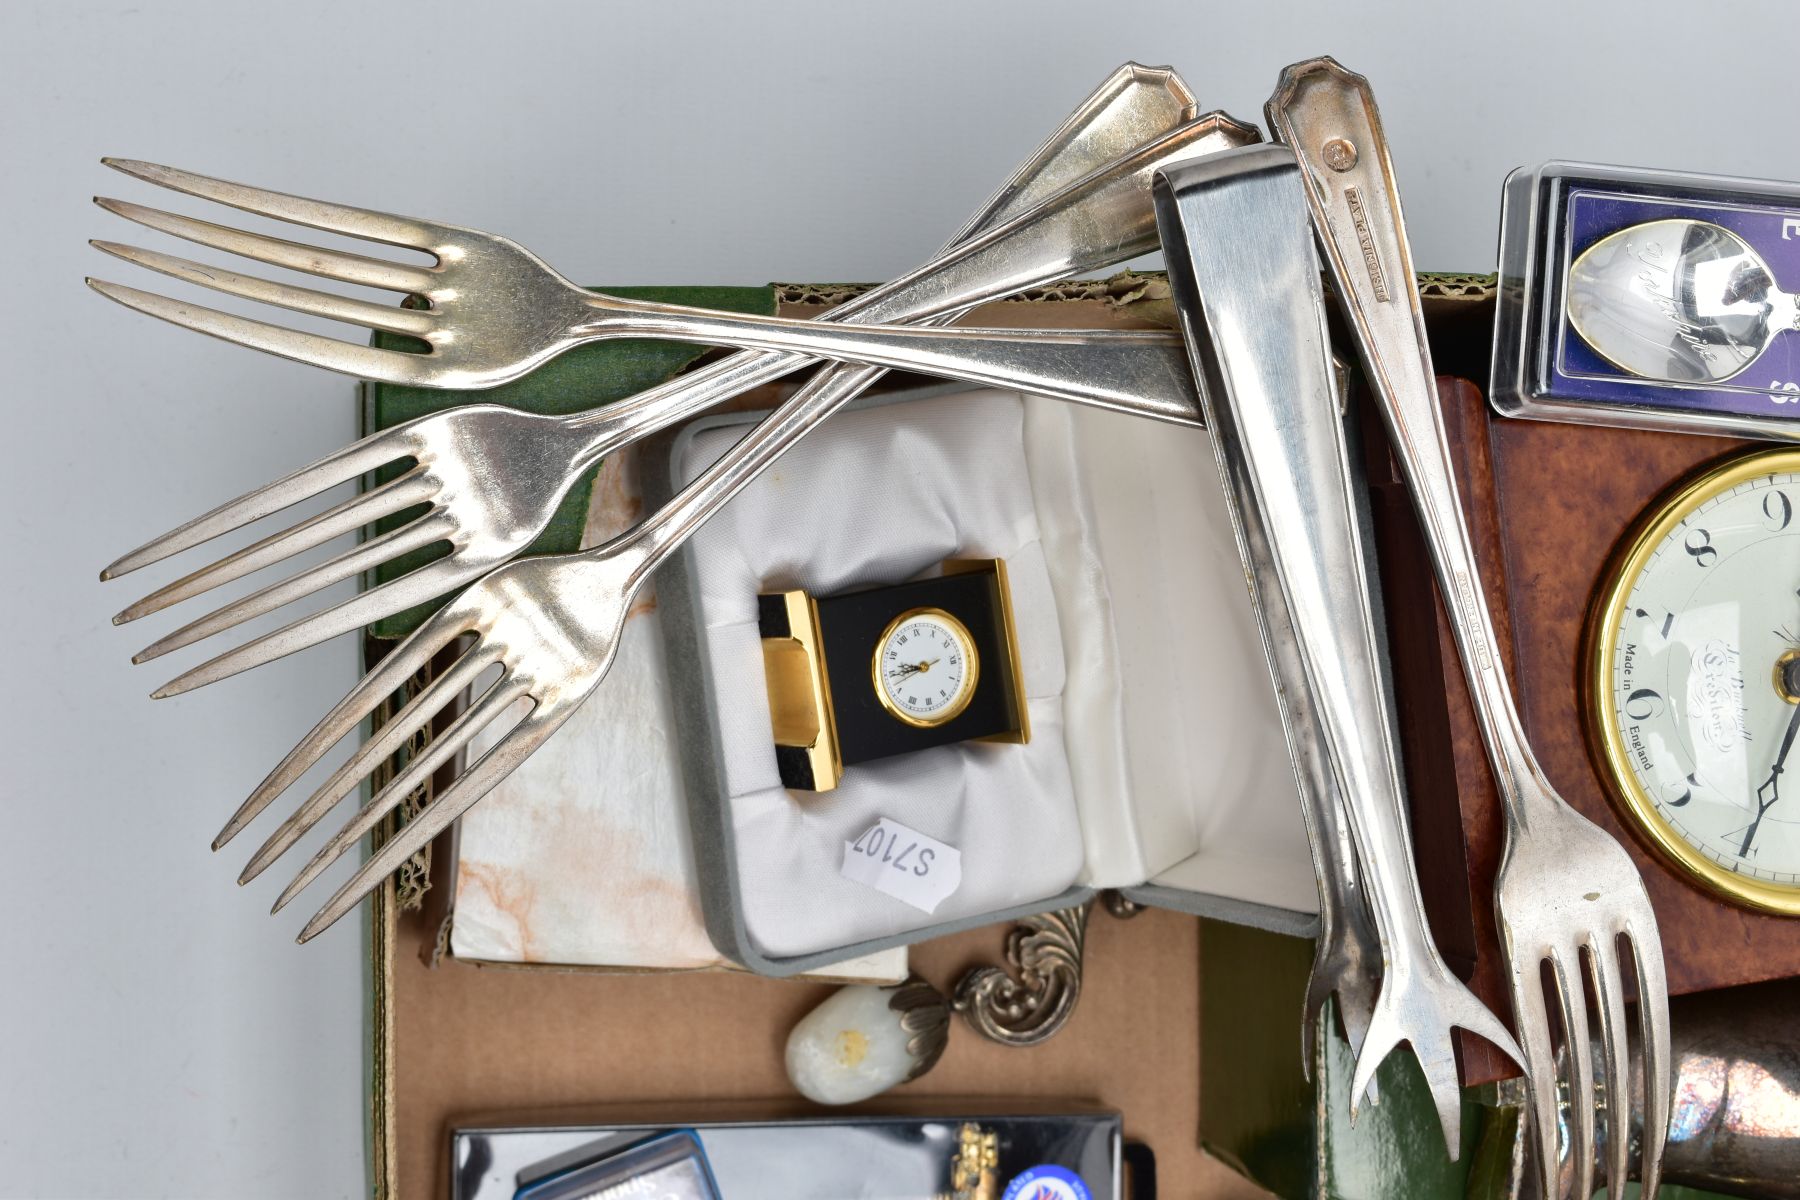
[96,106,1250,701]
[1268,57,1671,1198]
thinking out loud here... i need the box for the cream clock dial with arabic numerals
[1590,447,1800,914]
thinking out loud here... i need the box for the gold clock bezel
[872,607,980,729]
[1586,445,1800,916]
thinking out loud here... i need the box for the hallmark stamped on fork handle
[1344,186,1392,303]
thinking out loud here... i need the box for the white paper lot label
[841,818,962,913]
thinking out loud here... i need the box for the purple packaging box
[1492,160,1800,440]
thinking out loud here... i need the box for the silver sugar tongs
[1153,142,1523,1155]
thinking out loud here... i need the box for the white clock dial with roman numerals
[872,608,978,728]
[1593,448,1800,914]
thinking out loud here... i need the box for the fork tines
[231,603,556,943]
[1514,918,1670,1199]
[88,158,455,384]
[99,425,452,697]
[207,595,498,931]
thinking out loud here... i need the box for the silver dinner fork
[88,169,1187,405]
[1268,58,1671,1198]
[94,110,1248,700]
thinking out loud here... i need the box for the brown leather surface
[1381,375,1800,1086]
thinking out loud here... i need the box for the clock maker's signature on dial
[1685,639,1750,756]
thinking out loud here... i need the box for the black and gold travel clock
[758,558,1030,792]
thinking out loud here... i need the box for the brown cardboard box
[373,896,1273,1199]
[367,287,1277,1200]
[377,273,1743,1196]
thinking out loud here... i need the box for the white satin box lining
[672,388,1316,959]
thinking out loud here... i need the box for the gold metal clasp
[761,590,844,791]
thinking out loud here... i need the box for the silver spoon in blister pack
[1269,57,1672,1198]
[96,105,1246,703]
[1154,142,1523,1159]
[201,108,1260,937]
[1568,217,1800,384]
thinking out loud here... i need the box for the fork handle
[560,115,1264,453]
[578,303,1201,425]
[829,111,1257,330]
[1266,59,1543,804]
[608,322,917,584]
[602,156,1220,590]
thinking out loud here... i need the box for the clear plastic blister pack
[1492,160,1800,440]
[513,1130,719,1200]
[453,1112,1122,1200]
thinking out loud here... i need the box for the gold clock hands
[1743,701,1800,856]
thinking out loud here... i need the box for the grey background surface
[0,2,1791,1197]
